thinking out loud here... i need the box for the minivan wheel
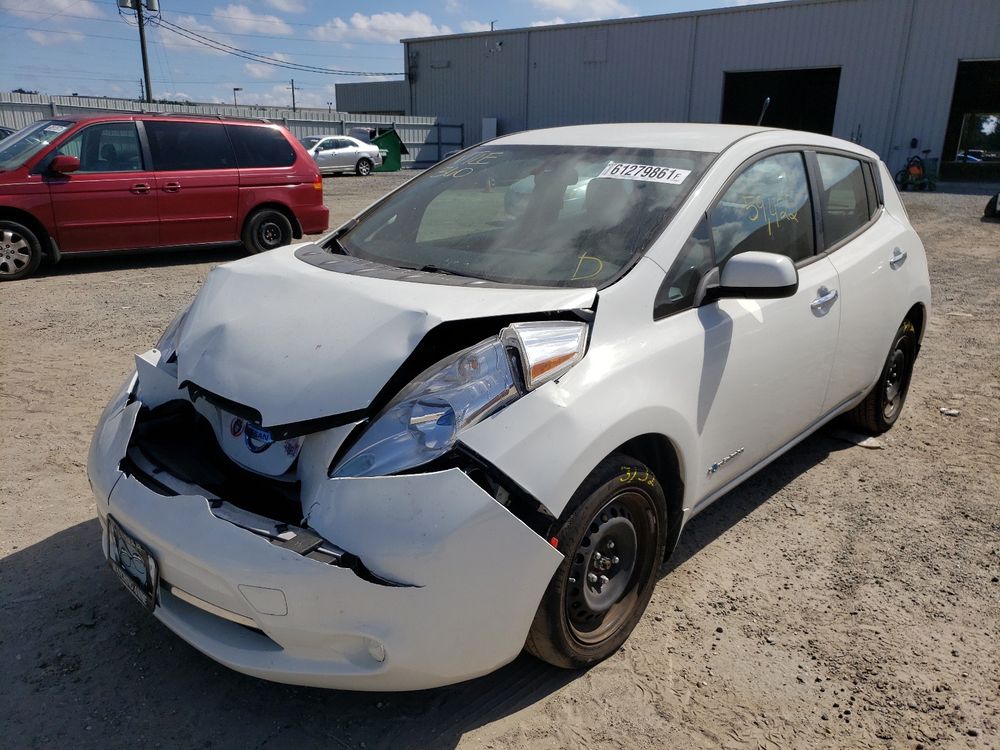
[0,220,43,281]
[242,209,293,254]
[525,454,667,669]
[355,158,373,176]
[846,320,917,435]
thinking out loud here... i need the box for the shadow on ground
[0,428,853,749]
[33,246,246,278]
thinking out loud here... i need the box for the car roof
[492,123,874,157]
[45,112,276,127]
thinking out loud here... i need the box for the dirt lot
[1,173,998,749]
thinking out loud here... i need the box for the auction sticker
[598,162,690,184]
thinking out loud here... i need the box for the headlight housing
[333,320,588,478]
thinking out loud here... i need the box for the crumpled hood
[175,244,596,426]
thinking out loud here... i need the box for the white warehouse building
[335,0,1000,177]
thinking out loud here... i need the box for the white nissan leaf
[90,124,931,690]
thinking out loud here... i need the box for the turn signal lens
[501,321,588,390]
[313,177,323,191]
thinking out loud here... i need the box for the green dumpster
[371,128,409,172]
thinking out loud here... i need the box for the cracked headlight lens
[332,321,588,478]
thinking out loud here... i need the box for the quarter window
[226,125,296,168]
[816,153,870,248]
[55,123,143,173]
[654,215,715,318]
[709,152,815,265]
[145,121,236,171]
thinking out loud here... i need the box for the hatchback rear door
[143,120,239,246]
[46,121,159,252]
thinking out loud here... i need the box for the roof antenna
[756,96,771,126]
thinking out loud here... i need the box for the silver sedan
[300,135,382,176]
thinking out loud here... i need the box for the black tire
[0,220,43,281]
[846,320,917,435]
[525,454,668,669]
[355,158,373,176]
[241,208,293,254]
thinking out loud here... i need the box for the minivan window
[816,153,870,248]
[145,121,235,171]
[338,144,714,288]
[228,125,296,168]
[709,152,815,265]
[55,122,143,173]
[0,120,72,170]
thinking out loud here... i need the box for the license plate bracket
[108,516,159,612]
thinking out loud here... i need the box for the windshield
[0,120,73,170]
[336,144,713,287]
[300,136,321,149]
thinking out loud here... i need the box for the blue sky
[0,0,773,109]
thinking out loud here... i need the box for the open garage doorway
[941,60,1000,181]
[721,67,841,135]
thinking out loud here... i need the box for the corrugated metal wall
[403,0,1000,170]
[334,80,409,114]
[0,92,459,165]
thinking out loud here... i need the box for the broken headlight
[154,305,190,360]
[332,321,588,478]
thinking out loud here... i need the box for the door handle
[889,247,907,269]
[163,182,182,192]
[130,183,151,194]
[811,286,839,310]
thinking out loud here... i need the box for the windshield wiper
[411,264,484,280]
[325,219,358,256]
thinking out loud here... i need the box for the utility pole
[138,78,145,101]
[136,1,153,103]
[289,78,297,113]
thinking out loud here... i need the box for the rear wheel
[355,158,373,176]
[0,220,43,281]
[242,208,293,254]
[525,455,667,669]
[846,320,916,434]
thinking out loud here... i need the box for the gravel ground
[1,173,998,750]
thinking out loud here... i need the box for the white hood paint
[175,245,596,426]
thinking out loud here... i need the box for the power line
[150,17,402,76]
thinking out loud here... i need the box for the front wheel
[525,455,667,669]
[0,220,43,281]
[241,208,293,254]
[355,158,373,176]
[846,319,917,434]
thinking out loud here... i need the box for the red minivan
[0,113,329,281]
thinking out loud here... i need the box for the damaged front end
[88,264,595,687]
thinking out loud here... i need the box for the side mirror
[715,251,798,299]
[49,154,81,174]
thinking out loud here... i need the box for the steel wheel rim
[258,221,283,249]
[883,347,907,420]
[565,490,656,645]
[0,229,31,276]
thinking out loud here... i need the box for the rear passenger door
[810,152,902,411]
[143,120,239,246]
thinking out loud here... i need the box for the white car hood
[175,244,596,427]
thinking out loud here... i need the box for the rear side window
[145,121,235,171]
[55,122,143,173]
[816,153,870,248]
[709,152,815,265]
[227,125,296,168]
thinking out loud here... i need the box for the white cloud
[2,0,102,20]
[531,0,632,20]
[460,20,492,32]
[244,52,291,79]
[263,0,305,11]
[530,17,568,27]
[444,0,463,13]
[155,15,229,55]
[311,11,452,44]
[27,28,82,45]
[211,4,293,35]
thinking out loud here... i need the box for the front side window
[337,144,714,288]
[55,122,143,173]
[816,153,870,248]
[709,152,815,265]
[145,121,235,171]
[0,120,73,170]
